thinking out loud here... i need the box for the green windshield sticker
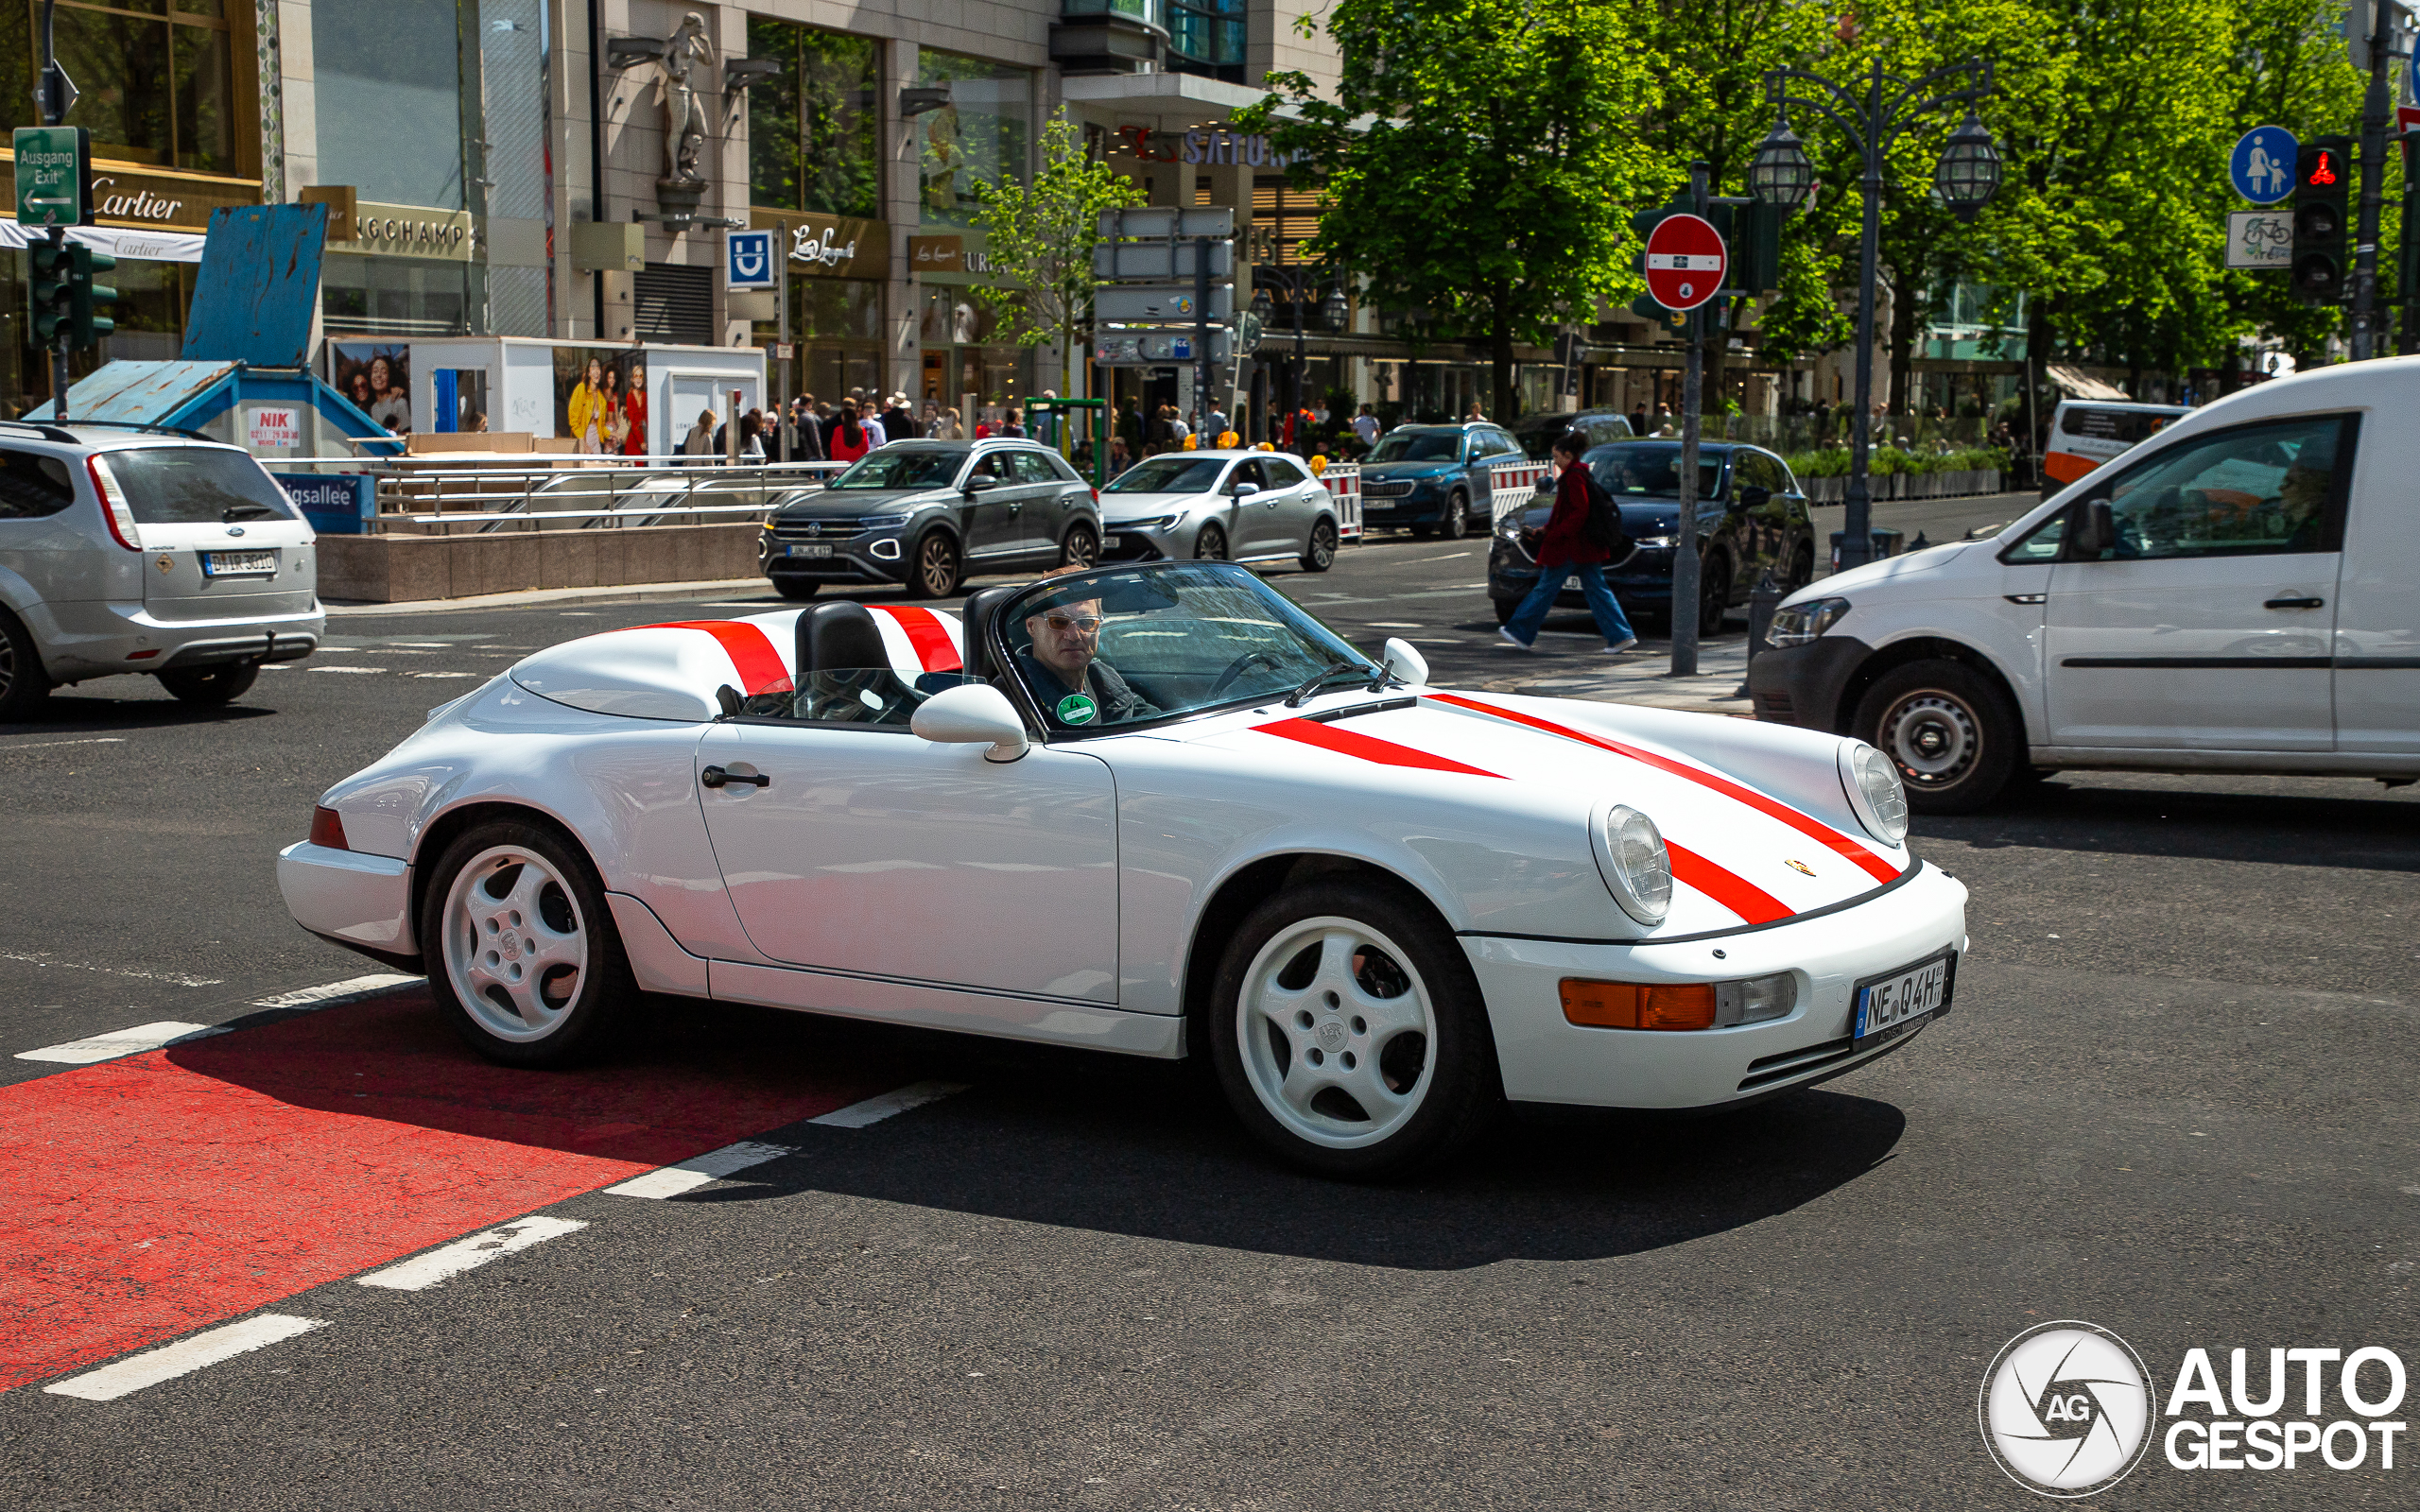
[1056,693,1098,726]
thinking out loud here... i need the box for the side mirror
[2068,499,2115,557]
[1380,637,1429,688]
[1231,481,1259,498]
[910,682,1030,763]
[1736,486,1770,512]
[963,474,1000,494]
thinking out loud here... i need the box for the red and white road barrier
[1487,458,1551,521]
[1317,462,1362,541]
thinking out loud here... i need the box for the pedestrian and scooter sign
[2229,127,2298,205]
[1644,214,1726,312]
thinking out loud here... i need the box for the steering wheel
[1209,649,1286,696]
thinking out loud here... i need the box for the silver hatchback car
[0,421,321,719]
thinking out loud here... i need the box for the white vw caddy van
[1748,358,2418,811]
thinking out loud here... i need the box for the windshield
[100,447,298,524]
[1584,443,1725,502]
[1368,431,1463,463]
[999,561,1376,734]
[828,450,963,490]
[1104,455,1229,494]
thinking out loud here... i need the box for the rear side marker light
[308,806,350,850]
[86,455,141,551]
[1561,973,1797,1031]
[126,648,160,660]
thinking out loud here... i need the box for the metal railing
[272,455,847,534]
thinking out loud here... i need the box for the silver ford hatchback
[0,421,321,720]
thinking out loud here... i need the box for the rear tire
[1208,879,1501,1179]
[1300,518,1338,573]
[1853,659,2020,815]
[771,577,820,602]
[1060,522,1098,570]
[0,609,49,721]
[1697,554,1731,638]
[421,819,636,1067]
[908,530,960,599]
[158,664,259,706]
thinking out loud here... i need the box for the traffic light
[1707,198,1783,296]
[2291,135,2352,305]
[68,245,115,346]
[28,241,72,343]
[1629,203,1687,327]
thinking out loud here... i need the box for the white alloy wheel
[1236,916,1438,1149]
[440,843,591,1042]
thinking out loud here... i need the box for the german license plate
[202,550,278,577]
[1103,535,1125,548]
[1853,951,1955,1046]
[786,543,833,558]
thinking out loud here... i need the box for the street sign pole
[2352,0,2395,359]
[1195,236,1211,438]
[41,0,68,422]
[1671,162,1709,679]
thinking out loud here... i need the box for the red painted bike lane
[0,991,887,1395]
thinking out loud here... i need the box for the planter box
[318,522,764,603]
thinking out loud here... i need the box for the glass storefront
[746,19,878,221]
[313,0,464,208]
[0,249,197,411]
[322,255,472,338]
[0,0,242,173]
[915,270,1030,414]
[752,274,884,404]
[916,51,1029,230]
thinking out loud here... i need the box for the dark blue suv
[1357,421,1527,538]
[1485,441,1816,635]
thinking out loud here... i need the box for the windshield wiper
[222,503,281,521]
[1284,660,1372,708]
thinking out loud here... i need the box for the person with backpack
[1497,431,1637,654]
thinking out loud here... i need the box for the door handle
[1007,501,1023,513]
[2263,595,2325,610]
[700,765,769,789]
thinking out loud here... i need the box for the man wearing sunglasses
[1015,585,1162,729]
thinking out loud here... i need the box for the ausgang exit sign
[13,127,87,228]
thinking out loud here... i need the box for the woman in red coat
[1498,432,1637,653]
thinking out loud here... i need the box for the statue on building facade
[661,12,714,189]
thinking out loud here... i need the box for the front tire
[422,820,636,1066]
[1208,880,1501,1179]
[159,664,259,705]
[908,530,960,598]
[1697,553,1731,638]
[0,609,52,721]
[1194,523,1228,560]
[1854,659,2020,814]
[1299,518,1338,573]
[1441,491,1471,540]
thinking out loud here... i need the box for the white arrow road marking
[15,1021,219,1064]
[604,1140,798,1199]
[356,1216,588,1292]
[43,1314,327,1401]
[809,1081,970,1128]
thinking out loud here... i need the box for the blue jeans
[1506,560,1635,647]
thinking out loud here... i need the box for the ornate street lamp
[1321,284,1349,334]
[1759,58,1998,570]
[1249,260,1345,444]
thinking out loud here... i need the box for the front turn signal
[1560,979,1717,1031]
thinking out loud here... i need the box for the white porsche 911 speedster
[278,561,1967,1177]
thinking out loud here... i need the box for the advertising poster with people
[553,348,651,456]
[331,343,412,436]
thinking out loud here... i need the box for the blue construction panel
[181,203,330,368]
[65,361,238,425]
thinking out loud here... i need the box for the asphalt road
[5,497,2415,1508]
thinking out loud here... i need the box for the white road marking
[309,665,387,674]
[0,950,223,987]
[43,1314,326,1401]
[1412,551,1481,562]
[603,1140,798,1199]
[810,1081,970,1128]
[16,1020,219,1064]
[1366,622,1425,628]
[249,972,423,1011]
[356,1216,588,1292]
[0,737,129,751]
[405,671,480,679]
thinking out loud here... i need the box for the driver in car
[1014,579,1163,729]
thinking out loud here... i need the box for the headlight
[1840,741,1909,846]
[858,512,910,529]
[1769,595,1851,648]
[1633,535,1676,548]
[1118,514,1180,531]
[1595,803,1671,925]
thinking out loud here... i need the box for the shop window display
[746,19,878,221]
[0,0,239,173]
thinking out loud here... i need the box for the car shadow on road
[0,694,280,738]
[1921,776,2420,873]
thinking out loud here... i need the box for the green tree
[1241,0,1665,420]
[968,112,1144,398]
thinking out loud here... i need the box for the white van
[1747,358,2417,811]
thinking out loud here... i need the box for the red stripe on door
[1253,717,1505,778]
[1425,692,1898,884]
[633,620,790,695]
[877,606,963,673]
[1666,840,1792,925]
[0,991,890,1396]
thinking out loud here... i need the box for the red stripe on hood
[1254,718,1505,778]
[1425,692,1898,884]
[877,606,963,672]
[1666,841,1791,925]
[629,620,789,696]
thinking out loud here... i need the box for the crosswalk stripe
[809,1081,969,1128]
[43,1315,326,1401]
[15,1022,218,1064]
[603,1140,797,1199]
[248,973,423,1010]
[355,1217,588,1292]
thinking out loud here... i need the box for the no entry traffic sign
[1645,214,1726,312]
